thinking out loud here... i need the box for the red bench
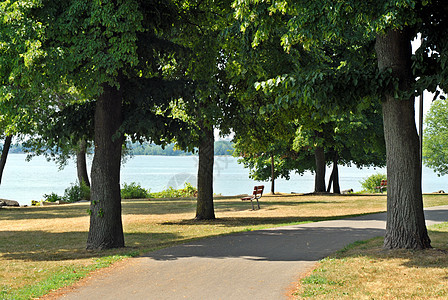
[375,180,387,193]
[241,185,264,210]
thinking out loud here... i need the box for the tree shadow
[143,226,386,262]
[0,204,90,220]
[0,230,179,262]
[319,225,448,272]
[0,197,369,221]
[162,213,385,228]
[424,208,448,224]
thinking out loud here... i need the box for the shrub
[149,183,197,198]
[63,181,91,203]
[121,182,150,199]
[360,173,387,193]
[42,193,62,202]
[182,183,197,197]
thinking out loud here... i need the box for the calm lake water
[1,154,447,206]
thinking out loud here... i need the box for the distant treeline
[128,141,235,156]
[8,144,26,154]
[3,140,235,156]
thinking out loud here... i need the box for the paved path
[55,206,448,300]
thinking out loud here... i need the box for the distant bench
[241,185,264,210]
[375,180,387,193]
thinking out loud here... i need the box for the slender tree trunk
[314,146,326,192]
[77,139,90,187]
[270,153,275,194]
[195,123,215,220]
[326,174,333,193]
[332,154,340,194]
[0,135,12,185]
[86,83,125,250]
[375,29,431,249]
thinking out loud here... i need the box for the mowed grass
[294,194,448,299]
[0,193,447,299]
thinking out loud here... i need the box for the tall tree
[30,0,192,249]
[170,0,238,220]
[375,29,429,248]
[233,0,447,249]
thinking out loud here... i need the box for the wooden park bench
[241,185,264,210]
[375,180,387,193]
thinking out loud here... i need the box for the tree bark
[77,139,90,187]
[86,83,125,250]
[314,146,326,192]
[0,135,12,185]
[270,153,275,194]
[375,29,431,249]
[195,123,215,220]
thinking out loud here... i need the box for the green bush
[42,192,63,202]
[41,182,91,204]
[63,181,91,203]
[360,173,387,193]
[149,183,197,198]
[121,182,150,199]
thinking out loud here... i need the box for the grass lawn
[294,224,448,299]
[1,193,448,299]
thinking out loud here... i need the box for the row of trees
[1,0,447,250]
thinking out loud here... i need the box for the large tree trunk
[195,123,215,220]
[375,29,431,249]
[270,153,275,194]
[0,135,12,185]
[86,84,125,250]
[314,146,326,192]
[77,139,90,187]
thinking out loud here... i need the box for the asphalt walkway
[55,206,448,300]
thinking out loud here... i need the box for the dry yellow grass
[294,212,448,299]
[1,193,447,299]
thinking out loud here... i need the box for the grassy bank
[1,193,447,299]
[294,222,448,299]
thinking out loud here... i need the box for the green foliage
[120,182,150,199]
[63,181,91,203]
[41,182,90,204]
[42,193,63,203]
[423,98,448,176]
[214,141,235,156]
[120,182,197,199]
[149,183,197,198]
[360,173,387,193]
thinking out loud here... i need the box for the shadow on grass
[326,226,448,271]
[0,230,180,261]
[162,213,384,227]
[224,200,338,207]
[0,199,339,220]
[0,205,90,220]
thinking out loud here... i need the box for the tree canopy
[231,0,448,249]
[2,0,448,251]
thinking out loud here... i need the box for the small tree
[423,98,448,176]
